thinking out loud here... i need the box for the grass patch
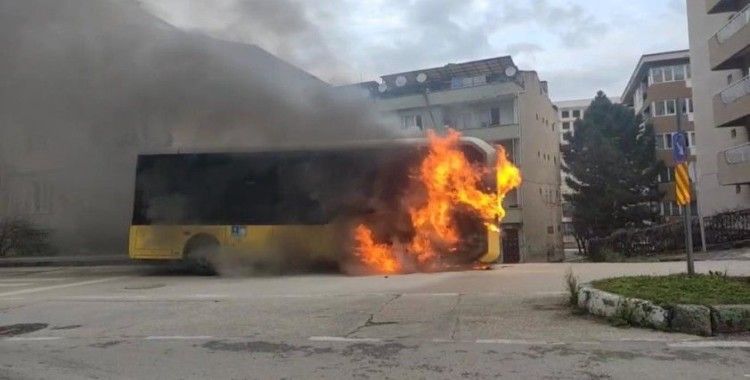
[592,274,750,307]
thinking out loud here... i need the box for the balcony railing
[725,143,750,165]
[720,75,750,104]
[716,3,750,43]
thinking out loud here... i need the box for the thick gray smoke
[0,0,401,257]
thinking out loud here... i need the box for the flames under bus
[129,137,504,272]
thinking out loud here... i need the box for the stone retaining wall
[577,284,750,336]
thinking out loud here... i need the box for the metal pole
[684,203,695,275]
[676,98,695,275]
[696,184,708,252]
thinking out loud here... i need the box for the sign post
[672,128,695,275]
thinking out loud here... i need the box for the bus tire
[183,234,220,275]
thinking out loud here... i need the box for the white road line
[667,341,750,348]
[145,336,214,340]
[618,337,673,342]
[0,283,33,287]
[476,339,562,345]
[0,277,126,297]
[0,278,73,282]
[4,337,62,342]
[309,336,382,343]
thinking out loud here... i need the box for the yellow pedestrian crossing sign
[675,162,691,206]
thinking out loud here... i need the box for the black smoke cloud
[0,0,399,255]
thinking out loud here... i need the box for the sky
[139,0,689,102]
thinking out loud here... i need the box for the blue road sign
[672,132,688,163]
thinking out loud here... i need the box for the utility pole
[674,99,695,275]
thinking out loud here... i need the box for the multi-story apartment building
[356,57,563,263]
[621,50,698,221]
[686,0,750,217]
[554,97,618,248]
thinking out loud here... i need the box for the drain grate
[0,323,48,337]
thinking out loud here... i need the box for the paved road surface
[1,261,749,379]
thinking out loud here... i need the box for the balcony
[713,75,750,127]
[707,0,750,13]
[717,143,750,185]
[459,123,520,141]
[709,3,750,70]
[375,81,523,111]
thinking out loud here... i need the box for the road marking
[4,337,62,342]
[145,336,214,340]
[476,339,562,345]
[0,278,73,282]
[0,283,33,287]
[667,341,750,348]
[0,277,126,297]
[309,336,382,343]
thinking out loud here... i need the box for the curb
[577,283,750,336]
[0,255,134,268]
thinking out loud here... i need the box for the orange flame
[353,224,401,274]
[353,129,522,274]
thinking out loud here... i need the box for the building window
[737,185,742,194]
[490,107,500,125]
[682,98,694,114]
[562,110,570,118]
[562,121,570,130]
[653,99,677,117]
[658,166,674,183]
[651,64,689,84]
[401,114,423,130]
[450,75,487,89]
[572,109,581,118]
[731,129,737,139]
[655,134,665,149]
[652,67,664,83]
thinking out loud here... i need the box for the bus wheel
[184,235,219,275]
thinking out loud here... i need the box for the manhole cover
[0,323,48,337]
[124,283,165,290]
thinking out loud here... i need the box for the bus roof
[138,136,497,160]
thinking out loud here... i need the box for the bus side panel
[129,225,227,260]
[227,225,339,262]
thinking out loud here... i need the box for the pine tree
[562,91,663,253]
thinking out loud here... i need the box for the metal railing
[716,3,750,43]
[724,143,750,165]
[719,75,750,104]
[587,208,750,258]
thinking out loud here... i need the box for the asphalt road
[1,261,749,379]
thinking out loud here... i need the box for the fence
[588,208,750,258]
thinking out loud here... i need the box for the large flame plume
[353,129,522,274]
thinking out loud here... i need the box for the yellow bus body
[128,224,500,263]
[128,138,502,266]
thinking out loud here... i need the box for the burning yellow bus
[128,134,519,274]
